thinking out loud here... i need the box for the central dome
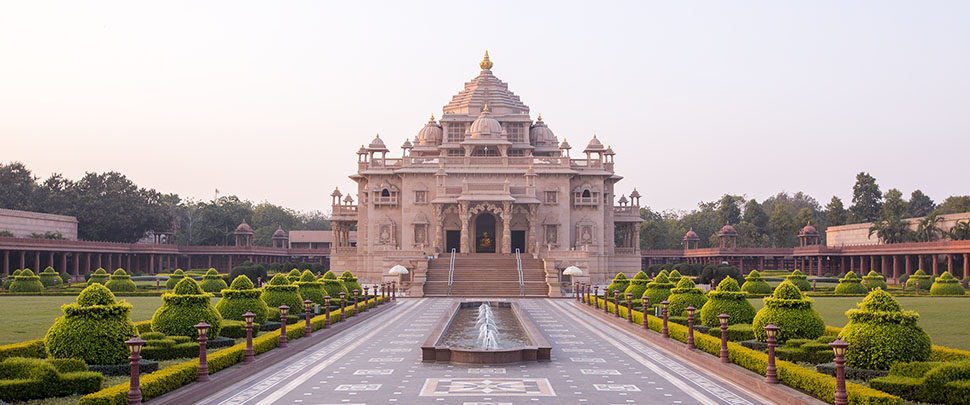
[468,106,505,138]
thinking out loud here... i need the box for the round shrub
[44,283,137,365]
[261,273,304,312]
[229,262,268,287]
[643,273,675,306]
[700,277,756,327]
[839,288,931,370]
[905,269,932,292]
[786,270,811,291]
[10,269,44,293]
[930,272,967,296]
[624,271,650,304]
[698,264,743,285]
[286,269,302,283]
[320,270,348,299]
[741,270,772,295]
[339,271,364,296]
[667,270,683,285]
[38,266,59,287]
[862,270,888,291]
[667,277,708,317]
[752,281,825,343]
[216,275,269,324]
[87,268,109,286]
[834,271,868,295]
[605,273,630,300]
[151,278,222,338]
[296,270,327,304]
[165,269,186,290]
[199,268,228,293]
[104,268,137,292]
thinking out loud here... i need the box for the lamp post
[243,311,255,364]
[613,290,620,317]
[575,282,580,301]
[718,313,730,362]
[323,296,331,328]
[304,299,313,337]
[642,296,650,330]
[686,306,696,350]
[279,304,290,348]
[195,321,211,382]
[661,300,669,338]
[625,292,633,322]
[764,323,780,384]
[155,276,160,291]
[126,336,146,405]
[813,279,817,292]
[339,292,346,321]
[53,278,57,292]
[392,281,397,300]
[352,289,360,315]
[830,339,850,405]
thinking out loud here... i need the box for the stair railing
[515,248,524,296]
[447,248,456,296]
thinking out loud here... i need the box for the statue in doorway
[478,232,493,250]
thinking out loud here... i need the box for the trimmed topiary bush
[930,271,967,296]
[4,269,23,289]
[786,269,811,291]
[320,270,348,299]
[216,275,269,324]
[44,283,137,365]
[286,268,302,283]
[643,273,675,306]
[741,270,772,295]
[10,269,44,293]
[39,266,59,287]
[752,281,825,343]
[666,269,683,285]
[834,271,869,295]
[151,278,222,338]
[862,270,888,291]
[905,269,932,292]
[59,271,71,284]
[339,271,364,296]
[605,273,630,300]
[624,271,650,304]
[839,288,931,370]
[199,268,228,293]
[667,277,708,317]
[296,270,327,304]
[87,268,108,286]
[165,269,186,290]
[104,269,137,292]
[260,273,304,316]
[700,277,755,327]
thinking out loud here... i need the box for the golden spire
[537,113,543,121]
[480,50,493,70]
[430,114,435,121]
[483,104,489,113]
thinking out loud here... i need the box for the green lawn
[749,296,970,351]
[0,296,219,345]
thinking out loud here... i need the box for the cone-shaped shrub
[296,270,327,304]
[862,270,888,291]
[655,269,669,279]
[216,275,268,324]
[834,271,868,294]
[261,273,304,310]
[39,266,59,287]
[752,281,824,343]
[930,271,967,296]
[87,268,109,286]
[165,269,186,290]
[320,270,348,298]
[785,269,811,291]
[605,273,630,300]
[624,271,650,303]
[700,278,755,327]
[199,268,228,293]
[643,274,675,305]
[667,269,683,285]
[10,269,44,292]
[667,277,708,317]
[905,269,932,292]
[741,270,772,294]
[339,271,363,295]
[151,278,222,338]
[840,288,931,369]
[4,269,23,289]
[44,283,137,365]
[105,269,137,292]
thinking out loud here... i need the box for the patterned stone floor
[198,298,774,405]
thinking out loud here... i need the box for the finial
[593,134,597,139]
[430,114,435,121]
[376,133,380,138]
[537,113,543,121]
[483,104,489,113]
[480,50,493,70]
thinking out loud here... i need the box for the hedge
[0,339,46,361]
[705,323,755,342]
[870,360,970,404]
[0,357,104,403]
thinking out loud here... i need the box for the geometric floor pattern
[197,298,782,404]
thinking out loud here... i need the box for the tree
[850,172,882,223]
[934,196,970,215]
[914,213,944,242]
[880,188,907,220]
[716,194,743,226]
[743,199,769,230]
[825,196,847,226]
[795,207,815,229]
[868,217,913,244]
[0,162,38,211]
[768,205,796,248]
[948,220,970,241]
[762,192,820,221]
[908,190,935,218]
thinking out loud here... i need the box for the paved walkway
[198,298,774,405]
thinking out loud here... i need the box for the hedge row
[824,325,970,362]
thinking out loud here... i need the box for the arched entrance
[475,213,497,253]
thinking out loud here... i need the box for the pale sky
[2,1,968,214]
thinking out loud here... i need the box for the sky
[1,1,968,214]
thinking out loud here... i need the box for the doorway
[475,214,497,253]
[446,230,460,253]
[511,230,526,253]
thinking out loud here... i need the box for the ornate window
[413,224,427,245]
[447,123,466,142]
[545,224,558,246]
[544,191,558,204]
[572,184,600,206]
[372,183,399,206]
[415,190,427,204]
[503,123,523,143]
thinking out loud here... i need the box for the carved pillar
[502,202,512,254]
[528,205,538,254]
[459,202,470,254]
[433,204,443,253]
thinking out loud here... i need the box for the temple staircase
[424,254,548,296]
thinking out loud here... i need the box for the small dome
[583,135,606,153]
[559,138,571,150]
[683,228,700,241]
[331,187,342,197]
[800,222,819,236]
[468,105,504,138]
[617,195,629,204]
[629,189,641,199]
[604,145,615,155]
[718,222,738,236]
[273,226,287,238]
[401,138,413,149]
[356,145,367,155]
[368,134,388,151]
[529,115,558,146]
[234,220,254,234]
[415,115,443,146]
